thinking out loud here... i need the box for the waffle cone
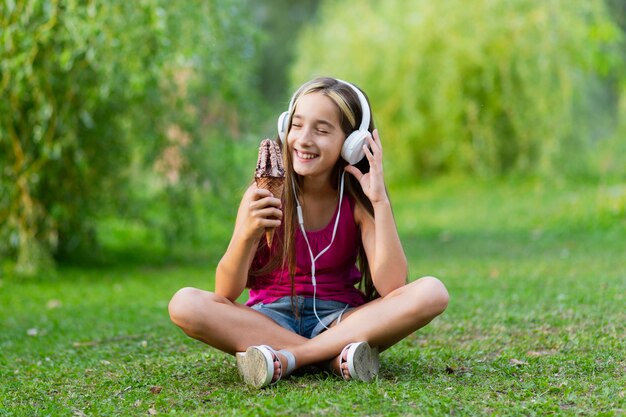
[255,176,285,246]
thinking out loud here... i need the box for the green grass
[1,177,625,416]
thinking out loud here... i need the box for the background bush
[0,0,261,273]
[291,0,625,181]
[1,0,624,274]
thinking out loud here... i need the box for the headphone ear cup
[277,111,289,143]
[341,130,368,165]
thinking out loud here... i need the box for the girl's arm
[345,129,408,296]
[355,199,407,295]
[215,184,282,301]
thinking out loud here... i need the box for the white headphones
[277,78,371,165]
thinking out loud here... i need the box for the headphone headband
[335,79,370,133]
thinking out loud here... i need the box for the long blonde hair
[251,77,379,301]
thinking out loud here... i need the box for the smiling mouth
[295,149,318,160]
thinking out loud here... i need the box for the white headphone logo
[277,78,371,165]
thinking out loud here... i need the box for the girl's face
[287,92,345,181]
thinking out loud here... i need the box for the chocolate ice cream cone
[255,138,285,247]
[255,176,284,246]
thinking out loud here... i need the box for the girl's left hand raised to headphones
[344,129,389,206]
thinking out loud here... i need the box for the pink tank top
[246,194,366,307]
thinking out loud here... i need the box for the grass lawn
[1,177,625,416]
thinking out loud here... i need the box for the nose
[289,125,314,146]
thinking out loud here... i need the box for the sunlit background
[1,0,625,275]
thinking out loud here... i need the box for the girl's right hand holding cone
[241,186,282,242]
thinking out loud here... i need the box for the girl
[168,77,449,388]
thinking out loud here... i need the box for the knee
[413,276,449,317]
[168,287,205,330]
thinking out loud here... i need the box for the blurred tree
[252,0,321,107]
[606,0,626,31]
[585,0,626,180]
[148,1,262,249]
[291,0,624,181]
[0,0,261,274]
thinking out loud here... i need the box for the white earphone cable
[294,172,346,330]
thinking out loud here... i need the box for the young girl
[168,77,449,388]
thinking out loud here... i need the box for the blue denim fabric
[251,296,352,339]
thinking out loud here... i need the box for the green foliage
[1,0,162,272]
[139,1,262,250]
[291,0,625,181]
[0,1,261,273]
[253,0,321,105]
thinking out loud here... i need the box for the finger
[250,196,282,211]
[256,207,283,219]
[368,131,382,156]
[370,129,383,159]
[366,135,377,156]
[365,131,375,147]
[255,187,283,203]
[252,208,283,221]
[258,218,282,229]
[269,196,282,207]
[373,129,382,151]
[344,165,364,181]
[253,187,273,200]
[362,142,374,163]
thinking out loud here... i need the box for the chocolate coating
[255,139,285,178]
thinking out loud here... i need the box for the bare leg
[292,276,449,374]
[168,287,308,354]
[169,276,448,379]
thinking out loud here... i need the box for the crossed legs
[168,276,449,378]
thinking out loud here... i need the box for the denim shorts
[251,296,352,339]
